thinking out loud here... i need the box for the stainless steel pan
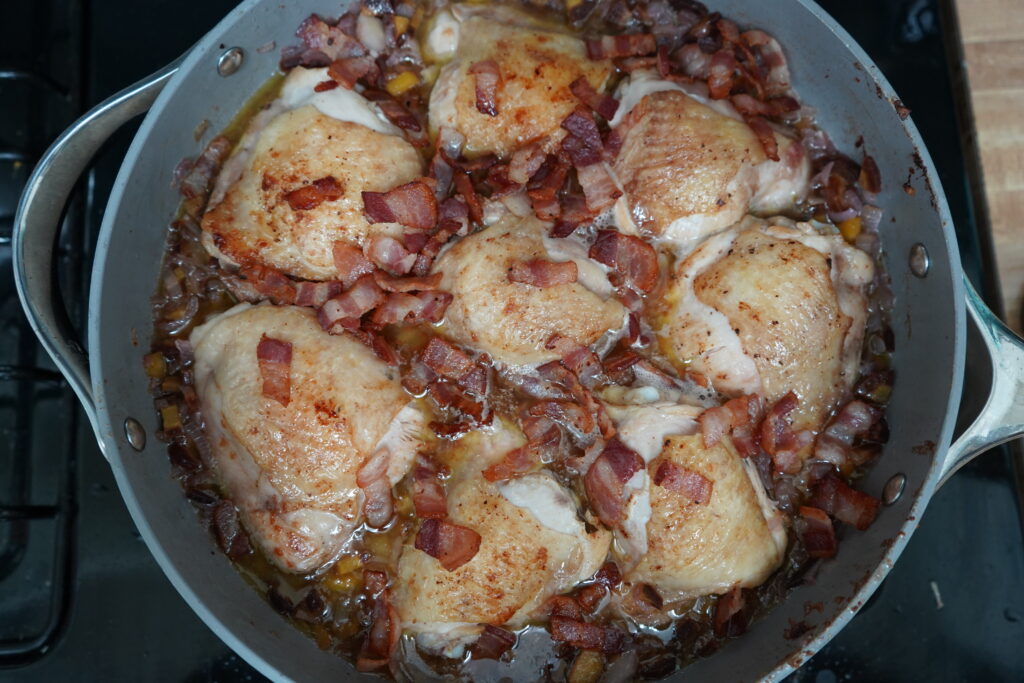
[13,0,1024,680]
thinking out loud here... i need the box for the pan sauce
[146,0,895,679]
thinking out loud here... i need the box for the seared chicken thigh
[434,214,624,366]
[656,216,874,430]
[611,71,809,250]
[190,304,424,573]
[202,67,423,281]
[427,5,611,157]
[394,426,610,656]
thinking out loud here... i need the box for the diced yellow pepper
[334,554,363,576]
[143,352,166,379]
[568,650,605,683]
[160,404,181,431]
[566,0,585,10]
[839,216,862,243]
[384,71,419,96]
[393,15,410,35]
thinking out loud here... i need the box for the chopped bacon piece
[295,280,343,308]
[362,89,422,132]
[744,115,780,162]
[588,230,659,293]
[470,625,516,660]
[362,180,438,229]
[452,171,483,225]
[602,349,641,384]
[328,55,376,88]
[713,586,748,638]
[653,460,713,504]
[411,220,461,276]
[585,33,657,60]
[550,193,592,238]
[760,392,814,473]
[240,264,297,305]
[584,438,644,527]
[428,380,488,425]
[469,59,502,116]
[414,518,481,571]
[527,156,570,221]
[576,162,622,212]
[316,274,385,333]
[575,583,606,612]
[256,335,292,406]
[370,291,453,326]
[699,394,761,449]
[799,506,837,559]
[860,154,882,194]
[561,108,604,155]
[283,175,344,211]
[508,259,578,288]
[546,334,602,388]
[314,79,338,92]
[356,589,400,672]
[550,617,626,654]
[595,561,622,589]
[707,49,737,99]
[332,242,376,288]
[346,328,399,366]
[814,400,882,469]
[529,399,594,442]
[421,338,486,393]
[673,42,712,79]
[569,76,619,121]
[482,443,536,483]
[548,595,585,620]
[413,458,447,519]
[561,132,602,168]
[372,271,443,292]
[365,235,416,276]
[508,142,548,185]
[808,473,881,531]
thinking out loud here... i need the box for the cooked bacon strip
[481,443,537,483]
[672,43,712,79]
[362,89,422,132]
[313,79,338,92]
[469,59,502,116]
[421,338,486,394]
[365,235,416,276]
[283,175,344,211]
[508,142,547,184]
[179,136,231,201]
[362,180,438,229]
[546,333,602,388]
[699,394,761,449]
[470,625,517,660]
[814,400,882,469]
[585,33,657,60]
[414,518,481,571]
[602,349,642,384]
[760,392,814,473]
[412,458,447,519]
[707,49,737,99]
[295,280,343,308]
[508,259,578,287]
[575,583,607,613]
[547,595,585,621]
[584,437,644,528]
[328,55,376,88]
[561,108,604,155]
[452,171,484,225]
[576,162,622,212]
[372,271,443,292]
[332,242,376,288]
[588,230,659,293]
[713,586,748,638]
[809,472,880,531]
[317,274,386,333]
[240,264,297,305]
[653,460,713,504]
[550,617,626,654]
[356,588,400,672]
[357,450,395,529]
[799,506,838,559]
[411,220,462,276]
[860,154,882,194]
[570,76,619,121]
[293,14,366,63]
[528,399,595,443]
[550,193,592,238]
[256,335,292,406]
[595,561,622,589]
[346,328,399,366]
[370,291,452,326]
[744,115,780,162]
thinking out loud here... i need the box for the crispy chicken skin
[626,434,786,605]
[655,216,874,431]
[612,72,809,249]
[428,6,611,157]
[190,304,423,573]
[394,427,610,655]
[201,74,423,281]
[434,214,624,366]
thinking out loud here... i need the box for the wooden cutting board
[954,0,1024,332]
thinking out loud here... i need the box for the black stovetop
[1,0,1022,681]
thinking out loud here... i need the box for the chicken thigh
[655,216,874,431]
[427,5,611,157]
[434,214,625,366]
[201,67,424,281]
[393,426,610,656]
[190,303,425,573]
[611,71,809,250]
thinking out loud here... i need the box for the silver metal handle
[939,276,1024,486]
[13,60,181,447]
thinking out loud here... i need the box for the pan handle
[939,276,1024,486]
[13,59,181,447]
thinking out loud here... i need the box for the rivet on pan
[217,47,244,77]
[124,417,146,452]
[909,243,930,278]
[883,473,906,505]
